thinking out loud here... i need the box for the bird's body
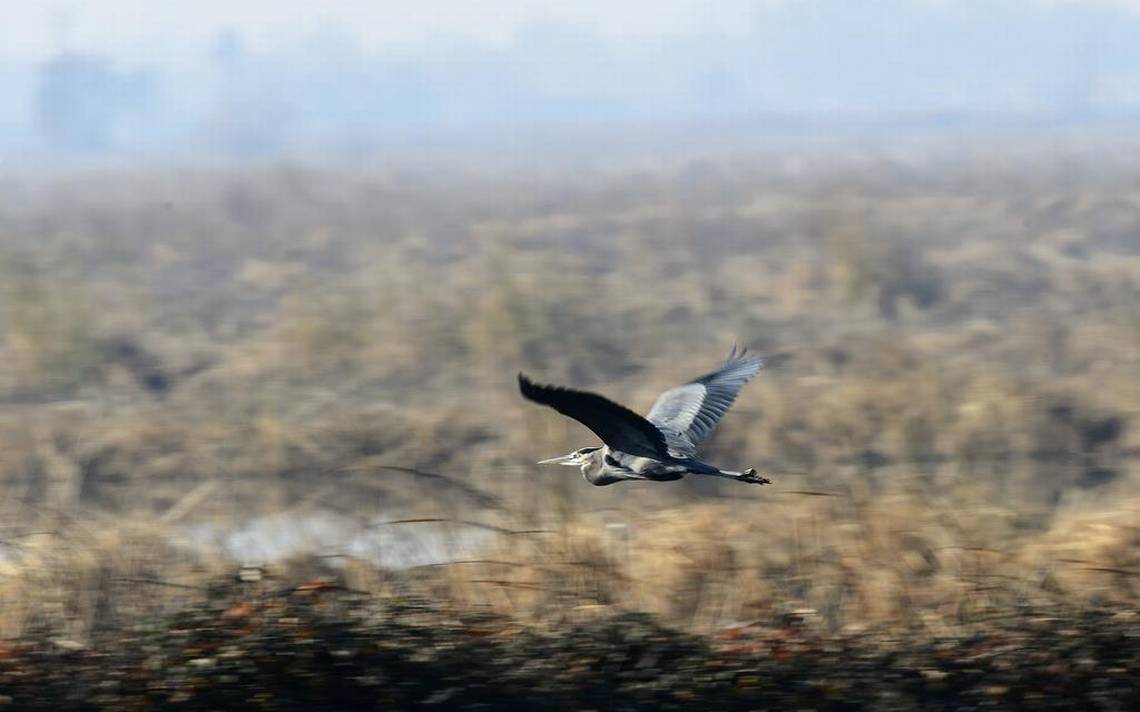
[563,447,690,486]
[519,347,770,486]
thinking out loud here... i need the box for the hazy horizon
[4,0,1140,164]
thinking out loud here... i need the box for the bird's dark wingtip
[727,343,754,363]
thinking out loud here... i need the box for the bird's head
[537,446,601,468]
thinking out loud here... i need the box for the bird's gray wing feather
[645,347,764,456]
[518,374,670,460]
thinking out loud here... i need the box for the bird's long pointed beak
[537,454,576,465]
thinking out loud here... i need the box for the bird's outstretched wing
[645,346,764,456]
[518,374,670,460]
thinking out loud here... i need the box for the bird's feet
[738,468,771,485]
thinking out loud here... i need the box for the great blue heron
[519,347,770,486]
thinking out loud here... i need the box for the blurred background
[1,0,1139,645]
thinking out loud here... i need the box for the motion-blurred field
[0,142,1138,648]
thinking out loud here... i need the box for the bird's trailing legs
[702,467,771,485]
[737,468,771,485]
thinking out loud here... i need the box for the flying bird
[519,347,770,486]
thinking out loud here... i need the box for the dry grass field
[0,142,1138,707]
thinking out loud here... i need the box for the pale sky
[2,1,772,61]
[4,0,1137,62]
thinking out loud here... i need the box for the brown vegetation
[0,146,1138,651]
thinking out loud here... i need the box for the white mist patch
[181,511,495,569]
